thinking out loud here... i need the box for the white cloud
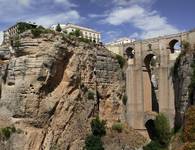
[113,0,154,6]
[103,5,180,39]
[32,11,82,27]
[54,0,77,7]
[0,31,3,45]
[17,0,31,6]
[88,14,107,19]
[104,5,144,25]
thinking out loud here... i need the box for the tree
[85,135,104,150]
[74,29,81,37]
[85,117,106,150]
[154,113,171,147]
[56,24,62,32]
[91,116,106,137]
[116,54,126,68]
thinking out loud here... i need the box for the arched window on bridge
[169,39,181,53]
[126,47,135,59]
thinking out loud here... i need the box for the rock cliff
[172,50,195,129]
[0,31,146,150]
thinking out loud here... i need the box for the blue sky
[0,0,194,43]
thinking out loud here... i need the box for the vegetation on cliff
[85,117,106,150]
[116,54,126,68]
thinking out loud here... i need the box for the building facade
[106,37,135,46]
[3,22,37,44]
[51,23,101,43]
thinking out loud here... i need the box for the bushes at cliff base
[183,106,195,142]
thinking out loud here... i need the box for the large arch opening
[144,54,156,77]
[143,54,159,112]
[126,47,135,59]
[169,39,181,53]
[145,119,157,140]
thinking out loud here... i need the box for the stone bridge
[123,30,195,132]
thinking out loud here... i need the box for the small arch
[169,39,181,53]
[145,119,157,140]
[126,47,135,59]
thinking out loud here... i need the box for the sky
[0,0,194,44]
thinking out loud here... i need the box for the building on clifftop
[3,22,37,44]
[51,23,101,43]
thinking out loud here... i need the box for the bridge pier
[126,59,146,130]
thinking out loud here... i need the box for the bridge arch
[145,119,157,139]
[169,39,181,53]
[144,53,157,72]
[143,53,159,112]
[125,47,135,59]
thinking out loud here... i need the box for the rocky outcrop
[0,31,142,149]
[172,50,195,129]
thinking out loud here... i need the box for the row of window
[68,28,100,38]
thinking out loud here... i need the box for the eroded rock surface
[0,32,129,149]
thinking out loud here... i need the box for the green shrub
[116,54,125,68]
[55,24,62,32]
[50,144,60,150]
[75,29,82,37]
[154,113,171,147]
[112,122,123,133]
[144,114,171,149]
[85,134,104,150]
[143,140,167,150]
[31,26,54,38]
[68,29,82,37]
[91,116,106,137]
[0,126,16,140]
[31,28,42,38]
[63,30,67,34]
[122,94,127,105]
[79,37,90,43]
[87,90,95,100]
[17,22,36,34]
[181,40,191,50]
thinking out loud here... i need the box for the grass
[112,122,123,133]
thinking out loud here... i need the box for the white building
[51,23,101,43]
[106,37,135,46]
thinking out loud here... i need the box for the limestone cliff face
[0,32,126,150]
[172,51,195,129]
